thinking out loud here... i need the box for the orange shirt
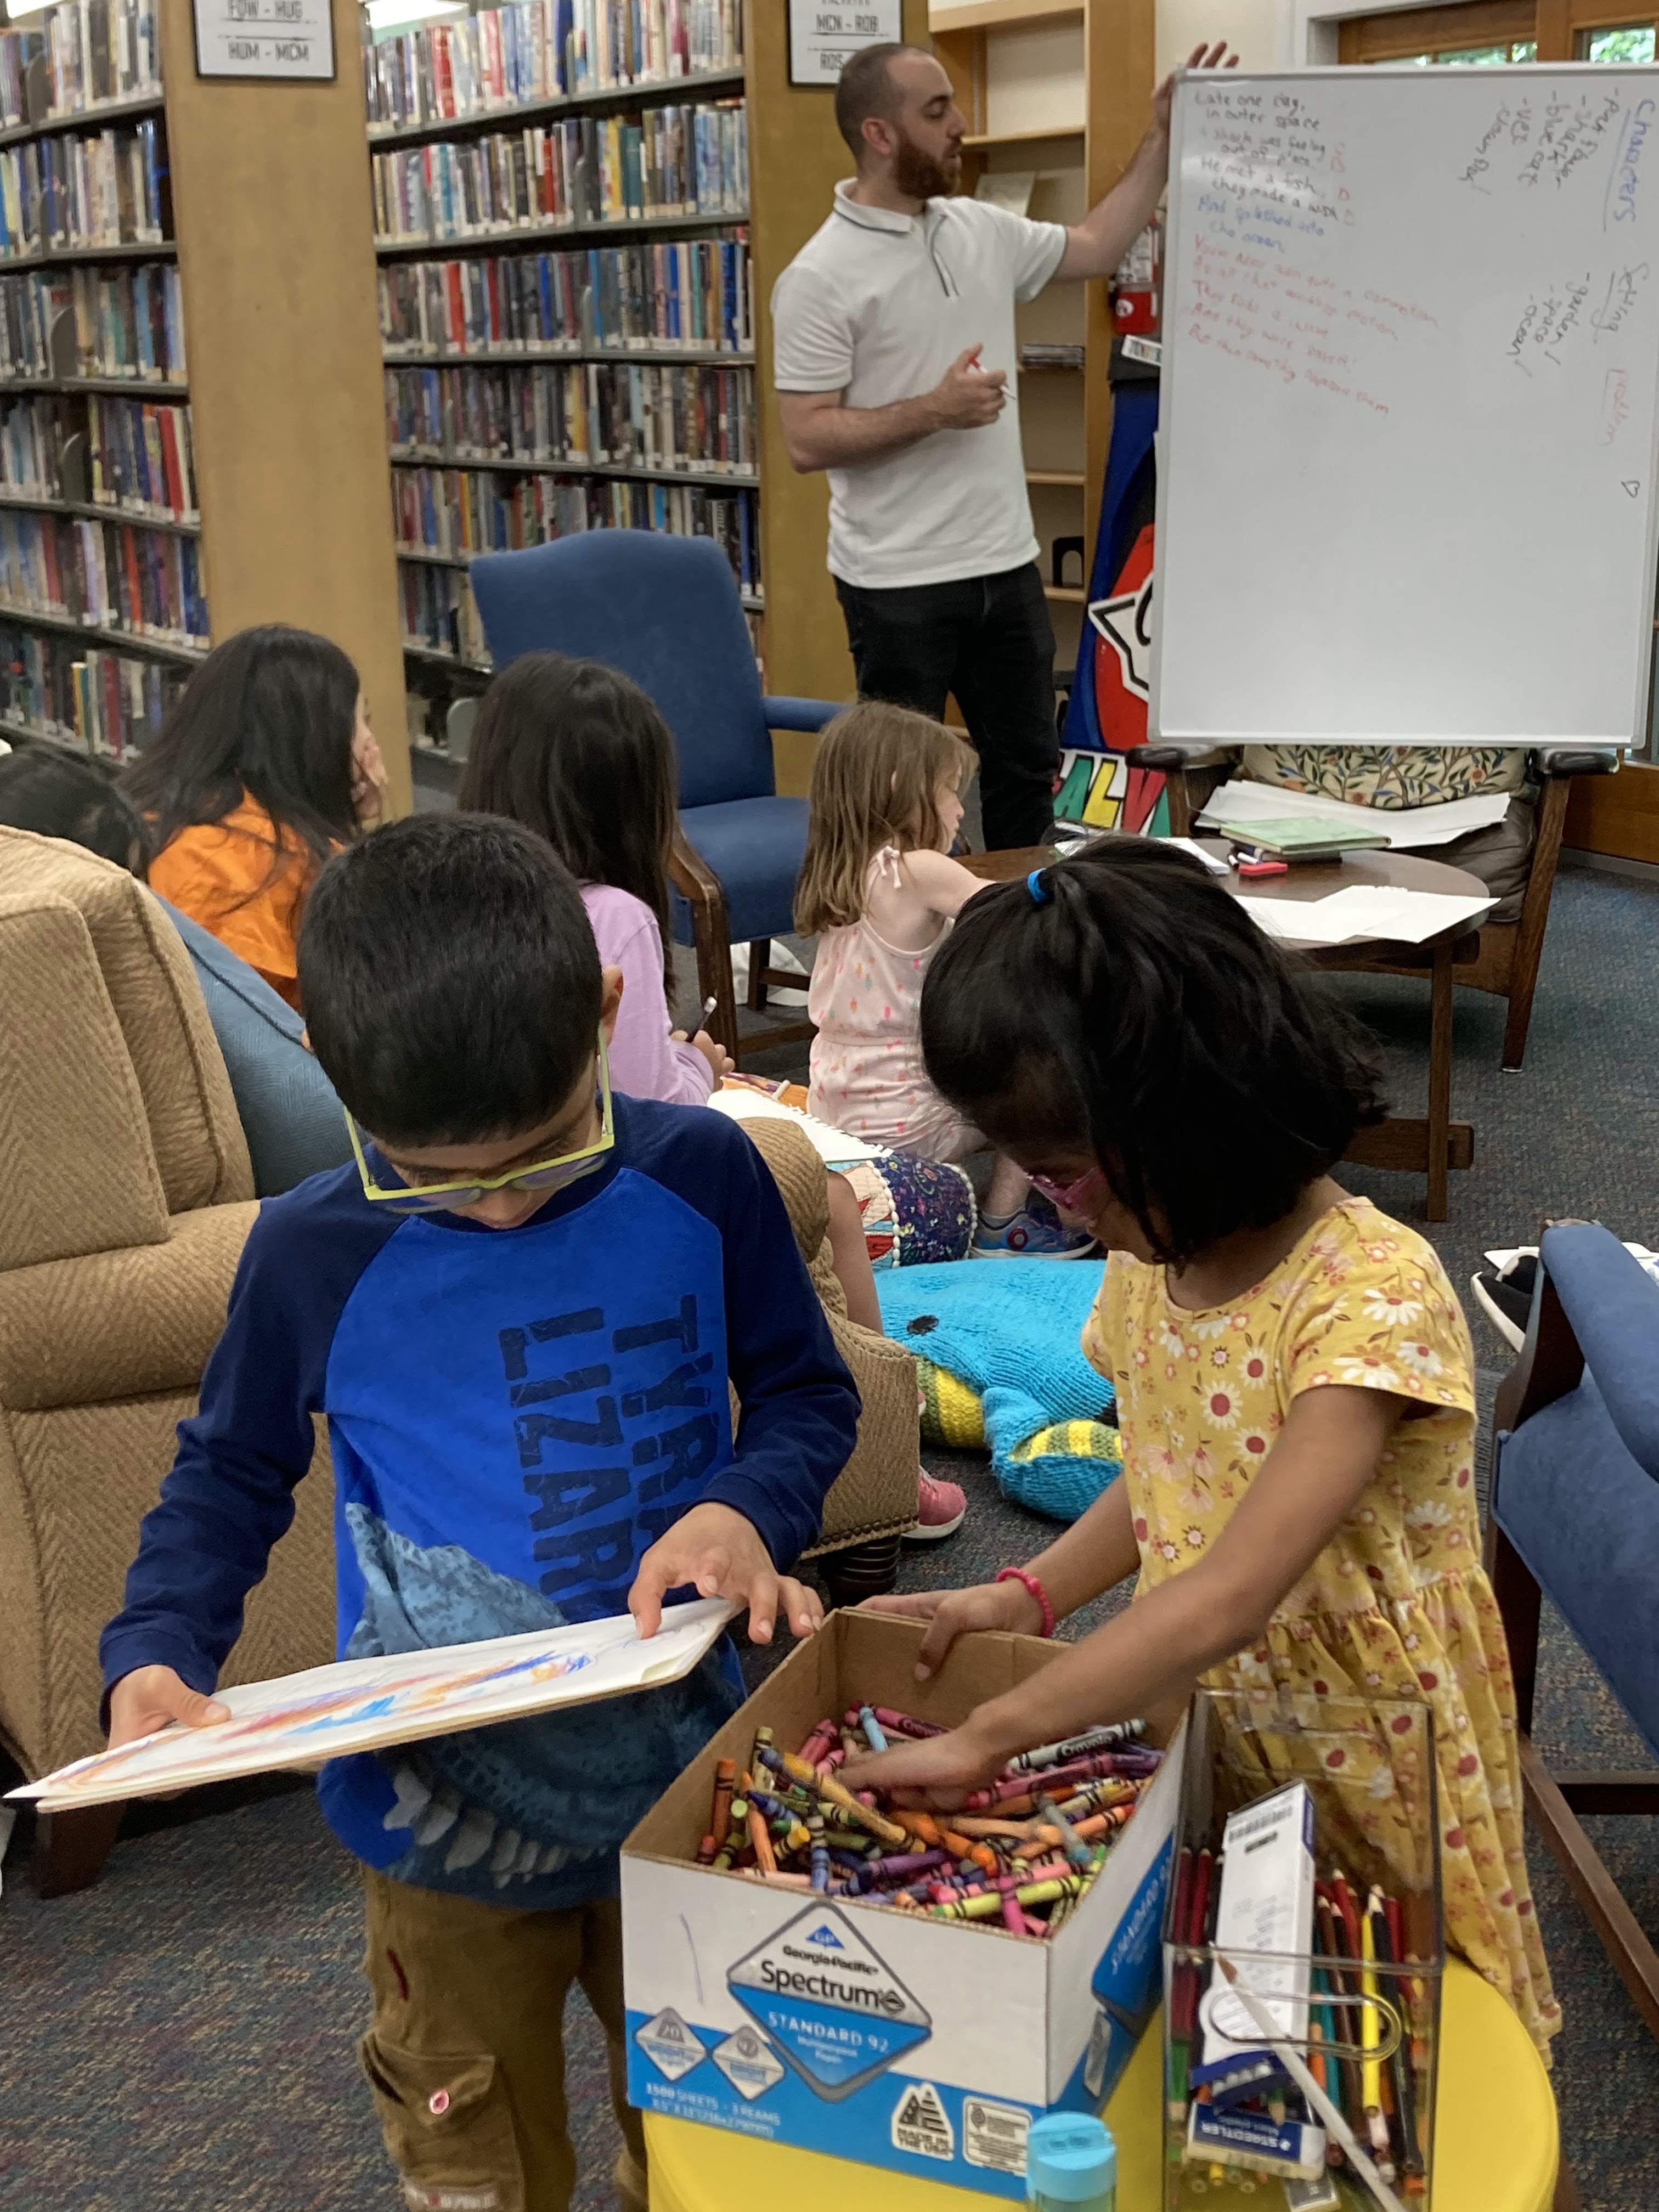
[149,797,319,1008]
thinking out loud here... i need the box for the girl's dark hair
[921,839,1388,1265]
[457,653,678,993]
[120,623,360,878]
[0,746,149,873]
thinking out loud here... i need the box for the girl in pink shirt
[458,653,730,1103]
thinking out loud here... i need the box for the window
[1338,2,1658,63]
[1580,23,1657,57]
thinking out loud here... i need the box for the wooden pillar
[158,0,410,811]
[1085,0,1156,575]
[748,0,932,792]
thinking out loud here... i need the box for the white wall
[1156,0,1281,77]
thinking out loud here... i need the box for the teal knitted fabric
[876,1259,1121,1521]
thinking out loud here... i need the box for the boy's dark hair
[121,623,360,881]
[0,746,149,873]
[921,839,1387,1265]
[298,814,603,1148]
[834,42,921,158]
[456,652,677,996]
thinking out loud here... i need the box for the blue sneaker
[971,1189,1097,1260]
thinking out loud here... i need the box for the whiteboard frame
[1150,64,1659,750]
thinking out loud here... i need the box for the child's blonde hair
[794,702,978,935]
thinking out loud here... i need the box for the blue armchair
[467,532,840,1063]
[1487,1222,1659,2039]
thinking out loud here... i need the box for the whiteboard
[1153,67,1659,746]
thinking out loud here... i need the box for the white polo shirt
[771,182,1068,591]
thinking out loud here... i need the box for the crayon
[696,1833,717,1865]
[709,1757,736,1850]
[798,1720,838,1769]
[858,1704,889,1753]
[1008,1720,1146,1772]
[873,1707,949,1739]
[747,1799,777,1877]
[712,1797,748,1871]
[759,1746,908,1846]
[1359,1894,1395,2182]
[809,1813,830,1894]
[1035,1795,1096,1870]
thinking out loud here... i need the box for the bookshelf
[0,0,408,802]
[932,0,1155,690]
[363,0,929,783]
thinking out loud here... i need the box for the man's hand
[107,1665,228,1751]
[840,1715,1008,1810]
[1152,41,1237,135]
[629,1502,823,1645]
[860,1576,1041,1680]
[929,345,1008,431]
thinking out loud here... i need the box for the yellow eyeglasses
[346,1031,616,1215]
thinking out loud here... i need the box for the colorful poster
[1059,379,1167,837]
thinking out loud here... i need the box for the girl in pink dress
[795,702,1091,1260]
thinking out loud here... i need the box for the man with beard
[773,40,1232,853]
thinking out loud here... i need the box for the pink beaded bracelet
[996,1566,1056,1639]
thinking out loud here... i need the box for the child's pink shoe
[905,1470,967,1543]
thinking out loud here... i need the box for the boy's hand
[840,1716,1007,1810]
[108,1665,229,1750]
[861,1577,1042,1679]
[630,1503,823,1645]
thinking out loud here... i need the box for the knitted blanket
[876,1259,1122,1522]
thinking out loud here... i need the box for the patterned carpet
[4,866,1657,2211]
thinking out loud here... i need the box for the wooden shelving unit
[0,0,408,796]
[363,4,777,740]
[932,0,1153,685]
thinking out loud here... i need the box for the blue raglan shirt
[100,1094,861,1910]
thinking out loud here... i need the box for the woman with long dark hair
[125,623,385,1006]
[458,651,730,1101]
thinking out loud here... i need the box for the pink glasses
[1029,1166,1109,1217]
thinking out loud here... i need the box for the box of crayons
[1161,1690,1445,2211]
[621,1609,1184,2196]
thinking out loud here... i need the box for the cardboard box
[621,1611,1183,2197]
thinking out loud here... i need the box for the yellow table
[647,1959,1556,2212]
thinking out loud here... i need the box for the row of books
[393,465,758,588]
[87,391,194,516]
[0,0,162,131]
[364,0,743,133]
[0,625,182,758]
[385,360,755,477]
[377,232,752,359]
[0,261,184,383]
[400,559,488,664]
[0,392,194,519]
[370,103,747,245]
[0,507,206,646]
[0,121,167,264]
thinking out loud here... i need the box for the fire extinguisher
[1110,215,1161,337]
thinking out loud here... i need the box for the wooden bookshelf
[933,0,1154,685]
[0,0,408,798]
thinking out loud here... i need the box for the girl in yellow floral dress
[848,838,1559,2056]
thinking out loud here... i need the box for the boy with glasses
[100,814,860,2212]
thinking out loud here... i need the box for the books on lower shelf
[0,119,168,262]
[0,618,184,755]
[400,557,488,663]
[0,260,184,381]
[393,461,757,584]
[364,0,743,132]
[386,359,755,476]
[370,102,746,245]
[0,506,206,646]
[378,231,752,357]
[0,391,194,518]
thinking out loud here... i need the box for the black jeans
[834,561,1059,852]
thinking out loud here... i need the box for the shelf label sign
[193,0,336,80]
[788,0,904,88]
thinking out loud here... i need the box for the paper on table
[1197,778,1512,849]
[9,1598,736,1813]
[707,1086,885,1165]
[1235,885,1496,946]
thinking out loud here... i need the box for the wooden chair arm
[669,826,723,906]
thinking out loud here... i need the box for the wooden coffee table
[964,843,1490,1221]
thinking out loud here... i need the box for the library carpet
[3,865,1657,2212]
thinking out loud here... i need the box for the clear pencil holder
[1161,1688,1445,2211]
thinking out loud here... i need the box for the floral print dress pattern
[1082,1195,1561,2056]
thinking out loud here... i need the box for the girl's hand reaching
[861,1577,1043,1680]
[840,1716,1007,1810]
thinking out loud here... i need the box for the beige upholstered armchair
[0,827,918,1898]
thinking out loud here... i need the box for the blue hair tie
[1027,868,1050,905]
